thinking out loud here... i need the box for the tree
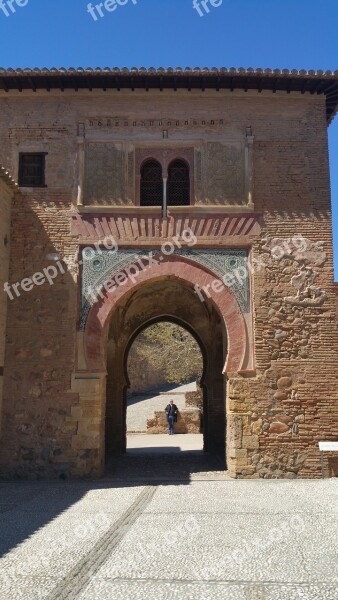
[133,322,203,385]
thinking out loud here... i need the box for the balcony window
[140,159,163,207]
[167,159,190,206]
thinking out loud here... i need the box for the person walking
[165,399,178,435]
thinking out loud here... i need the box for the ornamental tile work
[80,248,250,329]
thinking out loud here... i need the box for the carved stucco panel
[83,142,125,205]
[206,142,245,204]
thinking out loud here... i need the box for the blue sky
[0,0,337,278]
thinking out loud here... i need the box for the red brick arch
[84,255,248,374]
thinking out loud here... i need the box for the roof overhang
[1,67,338,124]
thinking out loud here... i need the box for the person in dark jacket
[165,399,178,435]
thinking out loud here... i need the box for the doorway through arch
[105,278,227,464]
[126,319,204,451]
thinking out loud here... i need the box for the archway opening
[104,278,228,469]
[126,320,204,453]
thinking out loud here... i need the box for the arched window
[167,159,190,206]
[140,159,163,207]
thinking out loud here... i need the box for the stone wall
[0,89,336,478]
[185,389,203,410]
[147,408,201,434]
[226,104,338,478]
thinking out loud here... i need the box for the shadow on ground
[0,450,227,557]
[105,450,226,482]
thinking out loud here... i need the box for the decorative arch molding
[83,255,249,375]
[80,247,250,329]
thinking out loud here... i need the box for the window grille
[140,160,163,206]
[19,153,47,187]
[167,160,190,206]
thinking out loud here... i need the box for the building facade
[0,67,337,478]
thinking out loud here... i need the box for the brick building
[0,67,337,478]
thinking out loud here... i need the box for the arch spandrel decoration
[81,252,253,376]
[80,248,250,330]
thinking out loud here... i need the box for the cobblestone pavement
[127,382,196,432]
[0,476,337,599]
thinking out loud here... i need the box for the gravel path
[0,478,337,599]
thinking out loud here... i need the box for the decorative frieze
[70,212,261,243]
[86,117,229,131]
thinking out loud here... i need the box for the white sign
[319,442,338,452]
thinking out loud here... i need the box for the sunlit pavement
[127,433,204,453]
[0,478,337,599]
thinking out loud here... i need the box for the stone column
[70,372,107,477]
[162,176,168,219]
[245,132,254,210]
[77,138,85,207]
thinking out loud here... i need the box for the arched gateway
[84,255,247,373]
[74,254,250,474]
[2,68,337,480]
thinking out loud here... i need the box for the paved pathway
[0,477,337,599]
[127,382,196,433]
